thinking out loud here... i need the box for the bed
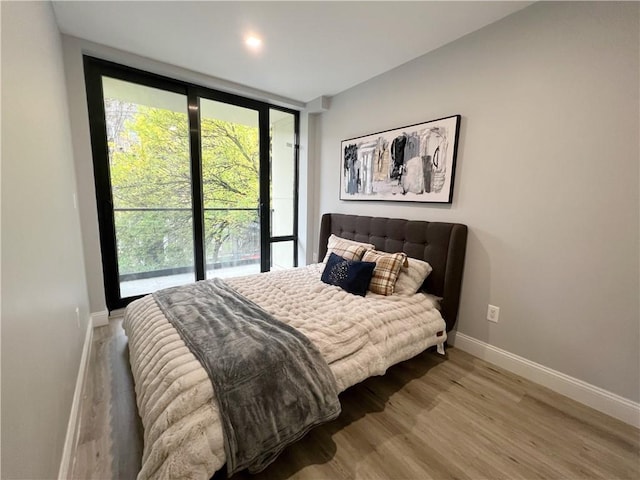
[123,213,467,479]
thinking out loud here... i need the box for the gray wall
[1,1,91,478]
[314,2,639,401]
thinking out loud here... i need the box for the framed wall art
[340,114,461,203]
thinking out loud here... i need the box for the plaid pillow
[362,250,407,296]
[323,234,374,263]
[325,243,367,262]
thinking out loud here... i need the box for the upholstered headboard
[318,213,468,332]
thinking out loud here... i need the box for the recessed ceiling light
[245,35,262,50]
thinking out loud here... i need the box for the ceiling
[52,1,532,105]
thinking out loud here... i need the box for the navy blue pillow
[321,253,376,297]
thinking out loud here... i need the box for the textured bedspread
[153,278,340,475]
[123,263,447,479]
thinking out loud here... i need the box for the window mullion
[188,90,205,281]
[293,113,300,267]
[259,107,271,272]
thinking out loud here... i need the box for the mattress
[123,263,447,479]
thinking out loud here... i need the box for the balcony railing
[114,206,260,283]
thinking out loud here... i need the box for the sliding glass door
[199,99,261,279]
[101,77,196,298]
[84,57,298,310]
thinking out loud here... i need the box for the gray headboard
[318,213,468,332]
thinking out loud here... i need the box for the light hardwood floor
[71,319,639,479]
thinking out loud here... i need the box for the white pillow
[394,257,433,295]
[322,234,375,263]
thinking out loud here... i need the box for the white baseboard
[90,309,109,327]
[58,316,94,479]
[449,332,640,429]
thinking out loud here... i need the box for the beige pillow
[362,250,407,296]
[394,257,433,295]
[322,234,375,263]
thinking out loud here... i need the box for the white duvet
[123,264,446,479]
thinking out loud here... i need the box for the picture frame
[340,114,461,203]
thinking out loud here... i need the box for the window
[84,57,299,310]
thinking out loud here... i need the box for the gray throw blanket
[153,278,341,475]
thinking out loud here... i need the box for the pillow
[394,257,433,295]
[322,234,375,263]
[362,250,407,296]
[321,253,376,297]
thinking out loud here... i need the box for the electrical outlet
[75,307,80,328]
[487,304,500,323]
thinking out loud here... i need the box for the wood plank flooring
[71,319,142,479]
[70,319,639,479]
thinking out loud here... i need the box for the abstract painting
[340,115,461,203]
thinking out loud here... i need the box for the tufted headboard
[318,213,468,332]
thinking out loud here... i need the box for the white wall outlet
[72,193,78,210]
[487,304,500,323]
[75,307,80,328]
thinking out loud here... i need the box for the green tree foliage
[107,102,259,274]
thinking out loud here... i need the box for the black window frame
[83,56,299,310]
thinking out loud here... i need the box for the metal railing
[114,207,259,212]
[114,206,260,281]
